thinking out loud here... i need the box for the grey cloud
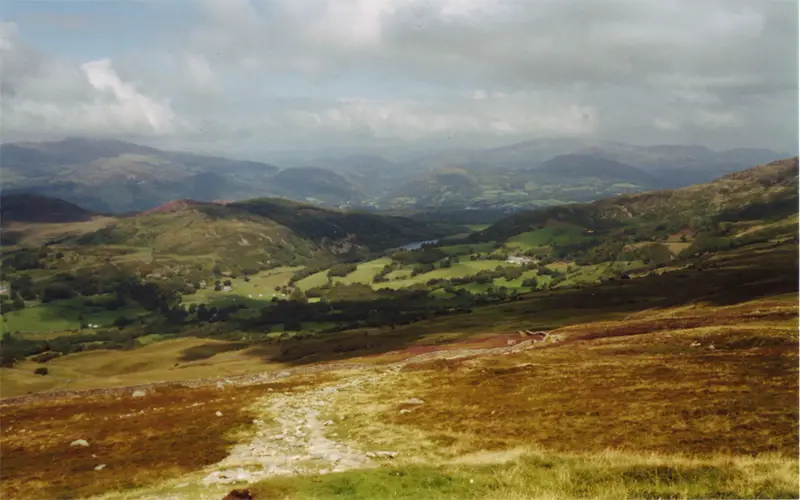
[1,0,796,154]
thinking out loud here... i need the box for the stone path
[201,373,385,486]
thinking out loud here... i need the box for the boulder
[70,439,90,447]
[132,390,147,398]
[222,489,254,500]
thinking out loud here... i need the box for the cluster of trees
[0,329,141,366]
[327,263,358,278]
[390,247,447,265]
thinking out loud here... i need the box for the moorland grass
[0,375,333,499]
[249,449,798,500]
[324,296,797,462]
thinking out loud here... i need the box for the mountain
[0,193,97,223]
[268,167,364,206]
[3,136,788,214]
[477,157,799,245]
[67,196,462,274]
[385,168,484,209]
[532,154,657,185]
[0,138,280,213]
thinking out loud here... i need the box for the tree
[41,283,75,303]
[290,288,308,304]
[11,294,24,310]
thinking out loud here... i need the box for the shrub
[34,367,48,376]
[41,283,75,303]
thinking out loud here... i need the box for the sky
[1,0,798,159]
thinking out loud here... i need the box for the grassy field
[376,261,510,290]
[183,266,301,305]
[506,222,588,251]
[334,258,393,285]
[247,450,797,499]
[0,337,286,397]
[1,299,148,335]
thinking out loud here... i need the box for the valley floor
[1,292,797,500]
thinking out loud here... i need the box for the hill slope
[478,157,798,243]
[0,194,97,223]
[70,197,461,273]
[0,138,280,213]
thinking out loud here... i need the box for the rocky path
[195,338,553,489]
[87,336,559,498]
[201,372,387,486]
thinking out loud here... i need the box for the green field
[506,223,589,250]
[1,298,148,335]
[333,258,393,286]
[183,266,301,305]
[436,242,496,256]
[375,261,511,290]
[295,270,330,290]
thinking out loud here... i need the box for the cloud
[0,0,797,154]
[0,22,184,141]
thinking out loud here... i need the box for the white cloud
[81,59,178,134]
[1,23,185,141]
[0,0,796,154]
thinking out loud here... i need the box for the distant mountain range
[1,136,790,213]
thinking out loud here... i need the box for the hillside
[0,194,97,223]
[478,157,799,243]
[533,154,657,184]
[0,138,280,213]
[267,167,364,206]
[61,197,461,275]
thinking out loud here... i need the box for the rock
[222,489,254,500]
[132,390,147,398]
[329,452,341,462]
[216,411,223,417]
[70,439,90,447]
[203,468,252,485]
[399,409,411,414]
[323,420,334,426]
[373,451,398,458]
[272,434,285,440]
[94,464,107,471]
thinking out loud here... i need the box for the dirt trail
[201,371,387,486]
[93,336,558,499]
[187,339,552,490]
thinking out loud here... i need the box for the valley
[0,157,797,499]
[1,137,788,215]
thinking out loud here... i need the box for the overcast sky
[1,0,797,158]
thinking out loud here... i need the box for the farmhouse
[506,256,535,265]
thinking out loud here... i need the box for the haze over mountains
[1,136,788,214]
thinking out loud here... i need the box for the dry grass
[0,338,286,398]
[325,297,798,461]
[2,217,116,248]
[0,375,330,499]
